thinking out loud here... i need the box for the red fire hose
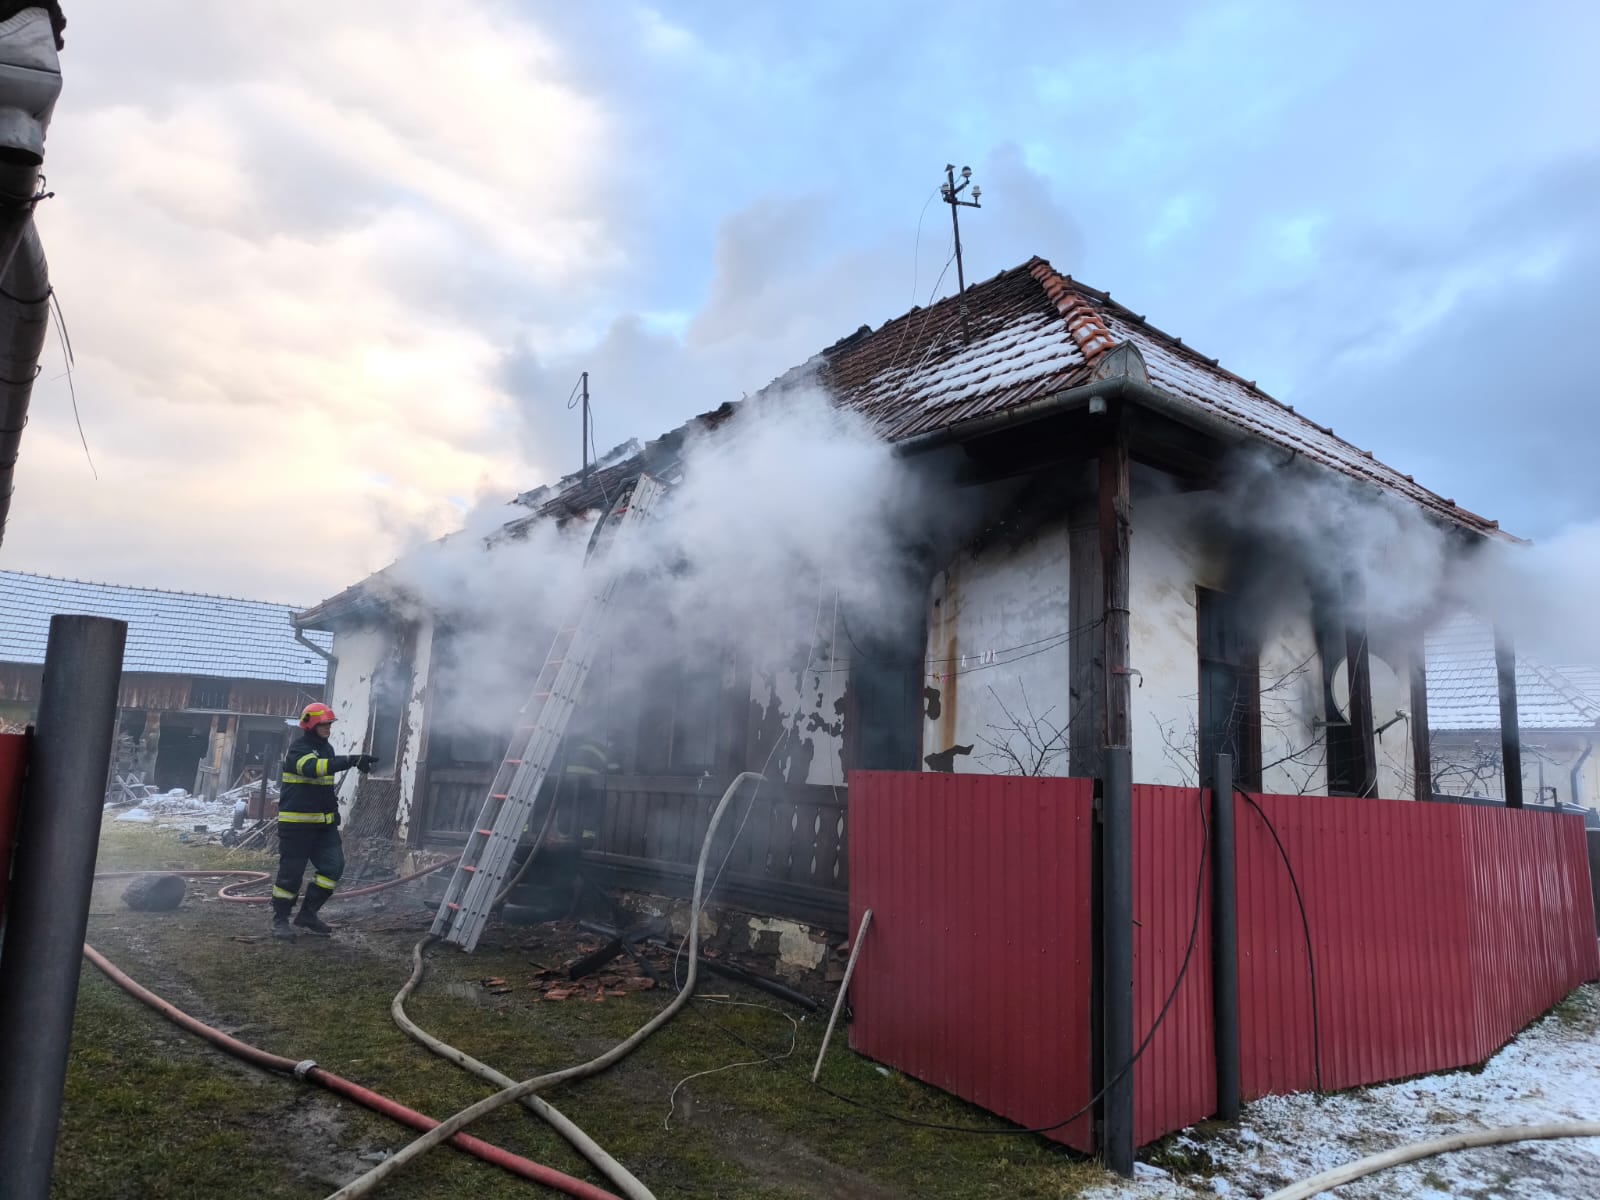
[81,941,619,1200]
[90,856,459,904]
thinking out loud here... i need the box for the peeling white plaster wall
[749,595,848,787]
[1130,496,1212,787]
[1259,598,1328,796]
[1130,495,1329,792]
[921,517,1072,776]
[327,625,385,815]
[395,617,435,841]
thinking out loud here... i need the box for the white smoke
[1203,451,1457,630]
[371,385,934,738]
[1461,520,1600,668]
[1207,451,1600,672]
[638,386,927,645]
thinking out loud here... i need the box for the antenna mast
[940,163,982,338]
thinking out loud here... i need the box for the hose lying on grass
[388,800,656,1200]
[80,941,621,1200]
[326,772,766,1200]
[1262,1122,1600,1200]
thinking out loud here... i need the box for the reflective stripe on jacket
[279,731,351,821]
[565,739,618,777]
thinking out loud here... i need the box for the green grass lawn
[53,821,1109,1199]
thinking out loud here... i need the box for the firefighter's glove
[354,754,379,773]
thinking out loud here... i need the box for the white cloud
[5,1,619,603]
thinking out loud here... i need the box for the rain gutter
[891,372,1250,459]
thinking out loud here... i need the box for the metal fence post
[1100,746,1135,1174]
[0,615,126,1200]
[1211,753,1241,1119]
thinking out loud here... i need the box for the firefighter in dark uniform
[271,702,375,940]
[561,732,618,841]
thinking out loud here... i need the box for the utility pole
[940,164,981,339]
[580,371,591,482]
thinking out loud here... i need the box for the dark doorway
[152,716,208,792]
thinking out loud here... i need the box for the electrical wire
[47,288,95,479]
[664,998,798,1130]
[1235,785,1324,1094]
[907,187,940,307]
[725,785,1214,1137]
[831,604,1104,677]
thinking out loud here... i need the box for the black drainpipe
[1571,739,1594,809]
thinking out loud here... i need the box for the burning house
[295,256,1519,938]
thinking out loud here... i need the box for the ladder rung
[491,793,509,800]
[462,864,476,872]
[476,828,494,837]
[447,902,461,911]
[504,758,523,765]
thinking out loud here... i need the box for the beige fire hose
[326,771,765,1200]
[1263,1121,1600,1200]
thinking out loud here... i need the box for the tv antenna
[941,164,981,337]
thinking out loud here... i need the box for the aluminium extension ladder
[430,474,668,950]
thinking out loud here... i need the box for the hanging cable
[46,288,94,478]
[1235,785,1324,1094]
[726,784,1212,1137]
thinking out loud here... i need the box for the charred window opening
[367,655,408,778]
[844,616,924,773]
[1312,587,1372,797]
[1197,586,1261,789]
[635,659,723,775]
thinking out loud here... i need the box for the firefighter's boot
[294,891,334,937]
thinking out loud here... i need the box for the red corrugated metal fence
[847,774,1598,1152]
[1131,785,1215,1146]
[1236,792,1600,1099]
[847,771,1095,1151]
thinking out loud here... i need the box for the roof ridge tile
[1029,260,1117,363]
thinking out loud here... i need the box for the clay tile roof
[811,259,1095,441]
[795,255,1503,537]
[1426,614,1600,733]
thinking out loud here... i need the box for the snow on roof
[813,257,1503,537]
[0,570,332,685]
[1426,613,1600,733]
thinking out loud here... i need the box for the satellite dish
[1330,654,1405,721]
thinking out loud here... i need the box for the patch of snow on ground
[107,789,244,834]
[1082,983,1600,1199]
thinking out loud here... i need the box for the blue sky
[7,0,1597,602]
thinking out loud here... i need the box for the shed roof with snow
[0,570,332,685]
[1426,614,1600,733]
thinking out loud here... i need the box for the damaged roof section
[299,253,1509,625]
